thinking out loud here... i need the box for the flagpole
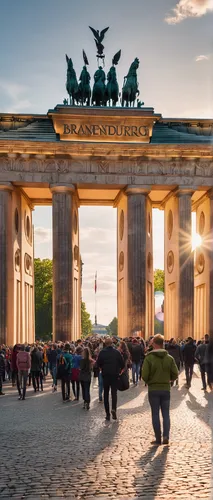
[95,271,97,326]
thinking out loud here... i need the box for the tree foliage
[81,301,92,338]
[34,258,53,341]
[154,269,165,292]
[106,317,118,336]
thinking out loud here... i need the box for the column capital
[125,185,151,196]
[50,183,75,194]
[0,182,13,192]
[176,186,194,198]
[207,188,213,200]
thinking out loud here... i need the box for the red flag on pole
[95,271,97,294]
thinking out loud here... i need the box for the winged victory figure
[89,26,109,60]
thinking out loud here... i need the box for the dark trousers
[32,371,43,391]
[12,370,21,395]
[61,376,70,401]
[81,381,91,403]
[18,370,28,398]
[0,374,3,392]
[185,364,194,386]
[72,380,80,400]
[200,364,207,389]
[103,375,117,416]
[148,390,170,442]
[12,369,21,393]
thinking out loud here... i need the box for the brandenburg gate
[0,29,213,345]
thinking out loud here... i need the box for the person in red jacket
[16,345,31,400]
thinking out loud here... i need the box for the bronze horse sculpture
[122,58,140,107]
[106,50,121,106]
[92,66,106,106]
[65,55,79,105]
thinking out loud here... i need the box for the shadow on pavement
[134,446,169,500]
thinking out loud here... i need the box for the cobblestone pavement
[0,369,212,500]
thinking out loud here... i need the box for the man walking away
[61,343,72,402]
[166,338,182,387]
[131,338,144,386]
[183,337,196,389]
[0,350,6,395]
[97,337,124,421]
[195,334,209,390]
[142,334,178,446]
[16,345,31,400]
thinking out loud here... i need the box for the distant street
[0,371,212,499]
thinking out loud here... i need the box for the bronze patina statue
[64,27,142,108]
[106,50,121,107]
[122,58,140,107]
[78,50,91,106]
[89,26,109,62]
[65,55,79,105]
[92,66,106,106]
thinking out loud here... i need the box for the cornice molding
[0,140,213,158]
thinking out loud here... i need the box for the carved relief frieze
[0,155,213,187]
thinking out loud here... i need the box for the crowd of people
[0,333,213,445]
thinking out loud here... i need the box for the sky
[0,0,212,325]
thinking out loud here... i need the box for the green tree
[154,269,165,292]
[106,317,118,336]
[81,301,92,338]
[34,258,53,341]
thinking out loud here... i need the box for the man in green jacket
[142,334,178,446]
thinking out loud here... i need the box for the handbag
[117,371,129,391]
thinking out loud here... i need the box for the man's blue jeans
[132,362,140,384]
[98,372,103,401]
[148,390,170,442]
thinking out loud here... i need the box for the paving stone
[0,371,212,499]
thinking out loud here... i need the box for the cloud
[34,227,52,244]
[195,54,210,61]
[165,0,213,24]
[0,79,31,112]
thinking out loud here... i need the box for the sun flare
[192,232,202,252]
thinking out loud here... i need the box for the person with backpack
[57,343,73,402]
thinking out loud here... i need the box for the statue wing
[89,26,100,41]
[83,50,89,66]
[112,50,121,66]
[100,27,109,42]
[65,54,69,65]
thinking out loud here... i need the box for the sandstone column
[208,190,213,339]
[0,184,13,344]
[178,189,194,338]
[51,185,75,342]
[126,187,151,337]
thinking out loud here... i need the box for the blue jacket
[72,354,82,369]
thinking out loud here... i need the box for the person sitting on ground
[142,334,178,446]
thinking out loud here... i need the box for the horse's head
[66,54,73,71]
[134,57,140,69]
